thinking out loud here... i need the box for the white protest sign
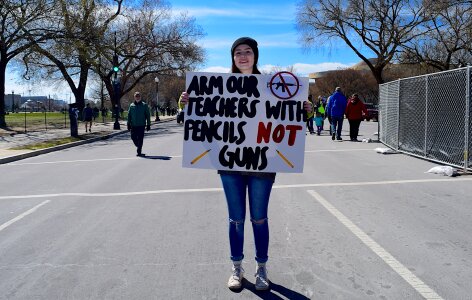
[182,72,308,173]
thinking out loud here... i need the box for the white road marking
[3,149,373,166]
[305,149,373,153]
[0,189,223,200]
[307,190,443,300]
[0,177,470,200]
[271,177,472,189]
[0,200,50,233]
[0,261,231,270]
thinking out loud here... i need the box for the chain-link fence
[379,67,471,171]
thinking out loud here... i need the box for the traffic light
[112,54,119,73]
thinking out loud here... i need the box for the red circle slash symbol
[268,71,300,100]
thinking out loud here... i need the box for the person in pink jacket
[345,93,368,141]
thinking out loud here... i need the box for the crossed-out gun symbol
[267,82,297,93]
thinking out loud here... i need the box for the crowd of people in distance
[306,86,369,142]
[69,98,180,135]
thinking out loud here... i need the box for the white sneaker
[227,264,244,290]
[255,264,270,290]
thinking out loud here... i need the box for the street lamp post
[99,57,105,124]
[24,99,27,133]
[113,32,121,130]
[38,101,47,131]
[64,101,67,128]
[154,77,160,121]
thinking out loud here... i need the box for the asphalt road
[1,120,471,300]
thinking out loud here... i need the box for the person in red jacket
[345,93,368,141]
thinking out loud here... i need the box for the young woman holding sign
[181,37,311,291]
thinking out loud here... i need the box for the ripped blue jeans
[220,173,273,263]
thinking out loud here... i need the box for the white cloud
[174,8,245,18]
[197,62,355,77]
[173,4,295,23]
[199,32,299,50]
[258,33,299,48]
[292,62,355,76]
[198,66,231,73]
[259,62,354,77]
[197,38,233,50]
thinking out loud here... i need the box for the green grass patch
[5,112,69,131]
[7,134,104,150]
[5,112,66,122]
[4,112,128,132]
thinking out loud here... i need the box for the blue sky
[5,0,371,100]
[174,0,367,74]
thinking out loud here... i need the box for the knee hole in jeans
[229,218,245,225]
[251,218,268,225]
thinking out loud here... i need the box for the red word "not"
[256,122,302,146]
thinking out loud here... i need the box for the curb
[0,117,176,165]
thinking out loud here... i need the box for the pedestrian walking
[314,111,324,135]
[345,93,368,141]
[325,95,332,135]
[306,95,315,134]
[83,103,94,132]
[177,94,185,124]
[315,96,325,132]
[93,106,99,121]
[327,87,347,141]
[180,37,312,291]
[127,92,151,157]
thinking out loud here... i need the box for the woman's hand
[303,101,313,112]
[180,92,189,105]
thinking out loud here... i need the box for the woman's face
[233,44,255,74]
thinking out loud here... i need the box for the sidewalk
[0,115,176,163]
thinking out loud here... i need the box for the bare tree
[296,0,432,84]
[0,0,55,127]
[400,1,472,70]
[92,0,204,109]
[160,75,185,106]
[22,0,123,113]
[262,65,298,75]
[312,69,379,103]
[126,74,185,114]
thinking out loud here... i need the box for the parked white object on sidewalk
[426,166,457,177]
[375,147,396,154]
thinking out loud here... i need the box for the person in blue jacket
[327,87,347,141]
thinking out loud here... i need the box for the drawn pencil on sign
[191,149,212,165]
[276,149,294,168]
